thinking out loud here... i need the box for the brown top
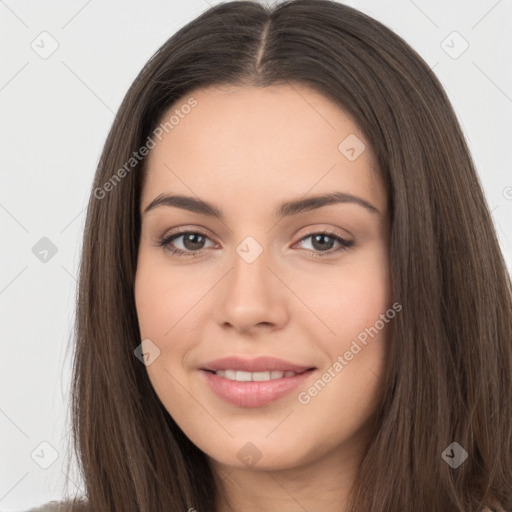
[24,500,89,512]
[25,504,64,512]
[25,500,506,511]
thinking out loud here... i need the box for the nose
[213,242,289,334]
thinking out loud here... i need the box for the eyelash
[157,228,354,258]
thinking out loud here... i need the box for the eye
[294,231,354,257]
[158,229,215,257]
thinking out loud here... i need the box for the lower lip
[200,369,315,407]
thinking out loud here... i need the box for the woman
[28,0,512,510]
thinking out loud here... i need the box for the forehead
[141,84,386,217]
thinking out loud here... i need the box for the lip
[201,356,314,373]
[199,356,316,408]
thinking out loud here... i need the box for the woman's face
[135,84,392,473]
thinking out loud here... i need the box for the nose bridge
[214,232,287,331]
[235,234,267,267]
[229,233,273,298]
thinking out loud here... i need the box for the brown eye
[159,230,214,257]
[176,232,207,251]
[296,232,354,257]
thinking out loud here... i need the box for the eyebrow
[142,191,381,219]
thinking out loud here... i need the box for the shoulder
[23,500,90,512]
[23,503,62,512]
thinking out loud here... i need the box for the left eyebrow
[277,192,380,217]
[142,191,381,219]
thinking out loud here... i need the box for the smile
[213,369,299,381]
[200,368,316,408]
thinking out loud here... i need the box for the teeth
[253,371,271,381]
[236,370,252,382]
[214,369,298,381]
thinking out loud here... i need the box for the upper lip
[201,356,315,373]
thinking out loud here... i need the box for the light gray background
[1,0,511,510]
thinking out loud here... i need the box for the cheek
[134,251,208,340]
[134,250,215,411]
[299,247,392,350]
[293,267,392,456]
[134,254,201,412]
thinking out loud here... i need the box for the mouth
[198,357,317,407]
[203,368,311,381]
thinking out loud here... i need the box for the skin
[134,83,392,512]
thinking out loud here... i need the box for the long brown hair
[63,1,512,510]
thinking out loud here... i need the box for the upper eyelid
[165,227,216,244]
[172,231,214,243]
